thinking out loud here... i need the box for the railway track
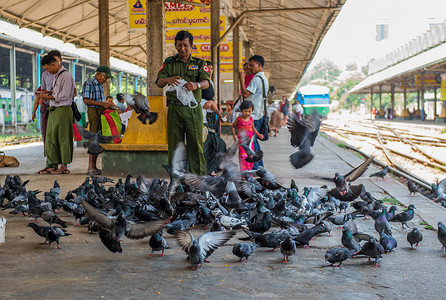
[321,121,446,202]
[0,137,42,146]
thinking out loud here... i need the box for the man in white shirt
[239,55,269,169]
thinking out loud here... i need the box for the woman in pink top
[231,101,263,171]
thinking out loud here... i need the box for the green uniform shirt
[156,54,211,105]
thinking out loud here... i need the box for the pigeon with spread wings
[175,230,235,270]
[121,92,158,125]
[287,111,321,169]
[81,199,166,253]
[75,122,119,156]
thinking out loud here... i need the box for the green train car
[0,88,33,124]
[296,85,330,116]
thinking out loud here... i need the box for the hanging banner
[127,0,146,30]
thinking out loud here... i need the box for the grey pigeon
[341,227,370,252]
[47,226,71,249]
[390,204,415,229]
[325,248,355,267]
[407,179,418,196]
[432,179,446,201]
[122,92,158,125]
[149,231,170,257]
[27,222,51,244]
[287,111,321,169]
[82,199,166,252]
[332,156,374,195]
[253,167,284,190]
[374,209,391,235]
[75,122,119,156]
[357,236,385,267]
[232,243,259,263]
[175,230,235,270]
[379,230,397,253]
[438,222,446,251]
[407,227,423,250]
[369,166,389,180]
[239,130,263,163]
[242,229,288,251]
[280,236,296,263]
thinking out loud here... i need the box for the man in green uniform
[156,30,211,175]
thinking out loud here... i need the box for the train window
[9,104,11,109]
[2,103,5,109]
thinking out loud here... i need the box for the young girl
[231,101,264,171]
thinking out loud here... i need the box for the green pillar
[10,44,17,130]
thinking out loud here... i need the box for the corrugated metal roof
[349,42,446,94]
[0,0,345,97]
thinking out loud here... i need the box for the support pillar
[10,44,17,131]
[390,85,395,120]
[232,19,239,102]
[420,71,425,120]
[434,88,437,118]
[211,0,220,106]
[378,85,384,117]
[135,75,140,93]
[244,40,250,61]
[370,88,373,119]
[118,72,122,93]
[101,0,168,176]
[146,0,165,97]
[125,74,128,93]
[99,0,110,97]
[401,80,409,119]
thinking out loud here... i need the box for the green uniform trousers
[45,106,73,168]
[167,103,206,175]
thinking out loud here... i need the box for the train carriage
[296,85,330,117]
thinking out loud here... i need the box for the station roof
[0,0,345,97]
[350,42,446,94]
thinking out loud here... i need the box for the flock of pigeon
[1,112,446,271]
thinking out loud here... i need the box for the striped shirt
[82,77,104,107]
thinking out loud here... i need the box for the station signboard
[415,74,438,86]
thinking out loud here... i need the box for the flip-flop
[38,168,50,174]
[51,169,70,174]
[87,169,102,175]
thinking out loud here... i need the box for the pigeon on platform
[379,230,397,253]
[432,178,446,201]
[41,210,67,228]
[357,236,385,267]
[287,111,321,169]
[27,222,51,244]
[407,179,419,196]
[331,156,374,195]
[75,122,119,156]
[47,226,71,249]
[242,229,288,251]
[90,175,114,184]
[407,227,423,250]
[232,243,259,263]
[239,130,263,163]
[121,92,158,125]
[438,222,446,251]
[324,248,355,267]
[386,206,397,221]
[328,184,363,202]
[82,199,166,252]
[374,209,391,235]
[280,236,296,263]
[149,231,170,257]
[252,167,284,190]
[369,166,389,180]
[390,204,415,229]
[341,228,370,252]
[175,230,235,270]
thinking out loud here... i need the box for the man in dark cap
[82,65,114,175]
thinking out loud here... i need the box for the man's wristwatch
[197,82,201,89]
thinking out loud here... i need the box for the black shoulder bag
[258,76,269,141]
[54,69,81,122]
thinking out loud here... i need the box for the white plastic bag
[165,79,197,108]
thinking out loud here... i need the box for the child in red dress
[231,101,263,171]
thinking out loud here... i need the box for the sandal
[51,169,70,174]
[87,169,102,175]
[38,168,50,174]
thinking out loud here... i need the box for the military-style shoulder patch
[188,65,199,70]
[159,63,165,71]
[203,65,210,72]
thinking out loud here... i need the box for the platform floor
[0,127,445,299]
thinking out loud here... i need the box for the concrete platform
[0,128,446,299]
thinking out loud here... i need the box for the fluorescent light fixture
[223,80,234,83]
